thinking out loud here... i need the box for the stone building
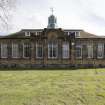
[0,13,105,68]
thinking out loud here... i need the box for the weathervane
[50,7,54,15]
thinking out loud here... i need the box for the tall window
[62,42,69,58]
[1,43,8,58]
[48,42,58,59]
[97,43,104,59]
[12,43,19,58]
[36,43,43,58]
[75,44,82,59]
[87,44,93,58]
[23,43,31,58]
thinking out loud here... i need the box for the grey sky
[2,0,105,35]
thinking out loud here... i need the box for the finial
[50,7,54,15]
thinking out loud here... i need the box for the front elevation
[0,14,105,68]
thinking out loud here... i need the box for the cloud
[1,0,105,35]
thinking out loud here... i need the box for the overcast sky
[2,0,105,35]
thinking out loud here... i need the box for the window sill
[75,57,82,59]
[97,57,104,59]
[36,57,43,59]
[0,57,8,59]
[62,58,70,59]
[48,57,58,59]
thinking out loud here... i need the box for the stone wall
[0,29,105,69]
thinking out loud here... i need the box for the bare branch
[0,0,17,31]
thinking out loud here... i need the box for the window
[75,44,82,59]
[87,44,93,58]
[75,32,80,37]
[62,42,69,58]
[25,32,30,36]
[97,43,104,59]
[38,32,42,35]
[35,32,37,35]
[12,43,19,58]
[64,32,69,35]
[36,43,43,58]
[23,43,31,58]
[69,32,75,38]
[35,32,41,36]
[67,32,70,36]
[1,43,8,58]
[48,42,58,58]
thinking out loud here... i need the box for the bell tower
[47,8,57,29]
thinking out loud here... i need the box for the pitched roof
[79,31,100,38]
[0,31,26,39]
[21,29,43,32]
[0,28,105,39]
[64,29,83,31]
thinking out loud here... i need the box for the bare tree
[0,0,16,31]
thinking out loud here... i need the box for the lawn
[0,69,105,105]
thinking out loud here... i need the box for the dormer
[25,32,30,36]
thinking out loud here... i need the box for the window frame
[36,43,43,59]
[87,44,93,59]
[1,43,8,58]
[25,32,30,36]
[23,43,31,58]
[62,42,70,59]
[75,44,82,59]
[97,43,104,59]
[12,43,19,58]
[75,32,80,37]
[48,42,58,59]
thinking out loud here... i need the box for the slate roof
[79,31,100,38]
[0,28,105,39]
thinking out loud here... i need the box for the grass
[0,69,105,105]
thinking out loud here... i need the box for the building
[0,13,105,68]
